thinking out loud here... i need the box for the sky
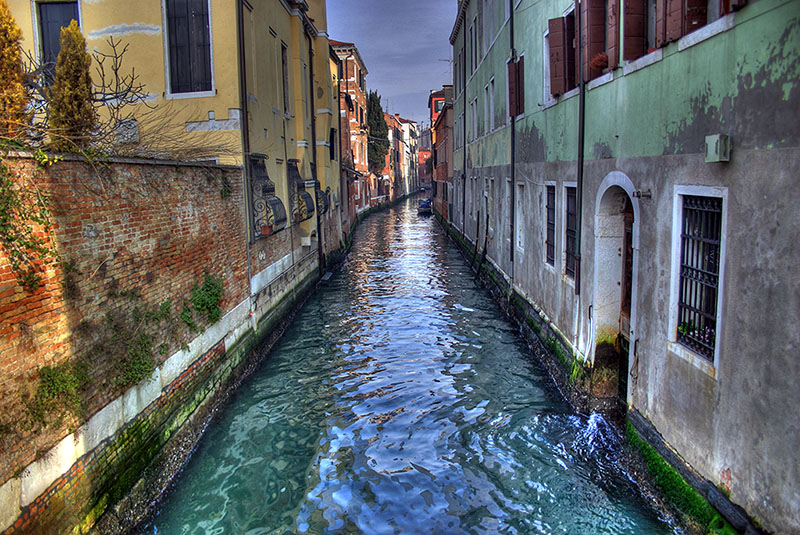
[326,0,458,129]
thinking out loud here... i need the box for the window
[489,78,495,130]
[676,195,722,360]
[547,11,576,96]
[281,43,290,113]
[166,0,212,94]
[565,186,577,277]
[545,185,555,265]
[38,1,78,70]
[515,183,525,251]
[329,128,336,160]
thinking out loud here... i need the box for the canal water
[142,198,672,535]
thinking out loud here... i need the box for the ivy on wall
[0,150,60,291]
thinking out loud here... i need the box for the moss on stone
[625,421,717,527]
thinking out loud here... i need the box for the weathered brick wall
[0,156,249,485]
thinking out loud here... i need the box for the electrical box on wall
[705,134,731,162]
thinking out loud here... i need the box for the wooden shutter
[189,0,211,91]
[38,2,78,65]
[607,0,620,69]
[548,18,566,96]
[508,60,518,116]
[516,56,525,115]
[167,0,211,93]
[655,0,667,47]
[685,0,708,34]
[665,0,684,42]
[582,0,606,81]
[624,0,647,60]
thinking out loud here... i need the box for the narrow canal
[142,198,672,535]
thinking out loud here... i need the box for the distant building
[432,102,453,221]
[331,40,371,225]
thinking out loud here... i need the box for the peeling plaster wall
[453,0,800,531]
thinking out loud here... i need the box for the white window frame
[542,29,557,108]
[515,182,525,252]
[162,0,217,100]
[31,0,84,63]
[667,185,728,375]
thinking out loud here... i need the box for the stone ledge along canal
[139,198,673,535]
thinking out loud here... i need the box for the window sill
[166,89,216,100]
[678,13,735,52]
[542,86,579,110]
[667,341,717,379]
[623,48,663,76]
[587,71,614,90]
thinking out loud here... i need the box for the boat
[418,198,432,215]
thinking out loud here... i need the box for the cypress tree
[0,0,30,138]
[367,91,389,176]
[49,20,96,150]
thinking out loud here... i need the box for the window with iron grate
[677,195,722,360]
[565,186,577,277]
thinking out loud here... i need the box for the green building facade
[449,0,799,533]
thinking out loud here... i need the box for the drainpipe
[236,0,254,321]
[576,0,585,297]
[337,54,349,237]
[509,0,516,287]
[461,25,467,237]
[307,31,323,274]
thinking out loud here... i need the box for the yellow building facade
[8,0,342,255]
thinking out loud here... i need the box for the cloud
[327,0,457,126]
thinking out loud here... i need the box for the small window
[545,185,555,265]
[281,43,289,113]
[329,128,336,160]
[166,0,212,94]
[565,186,577,278]
[677,195,723,360]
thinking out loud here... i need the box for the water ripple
[144,199,672,535]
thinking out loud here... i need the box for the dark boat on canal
[418,197,432,215]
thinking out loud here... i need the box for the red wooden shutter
[624,0,647,60]
[607,0,620,69]
[517,56,525,115]
[548,18,567,95]
[685,0,707,34]
[582,0,606,81]
[665,0,684,42]
[655,0,667,47]
[508,60,518,116]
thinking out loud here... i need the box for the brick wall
[0,157,251,485]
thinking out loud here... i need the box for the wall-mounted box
[705,134,731,162]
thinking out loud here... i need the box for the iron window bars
[546,185,556,265]
[677,195,722,360]
[565,187,577,278]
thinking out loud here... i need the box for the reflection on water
[143,199,672,535]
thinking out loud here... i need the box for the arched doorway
[593,173,640,403]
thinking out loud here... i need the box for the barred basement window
[677,195,722,360]
[565,186,577,277]
[545,185,555,265]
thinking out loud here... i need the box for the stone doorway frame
[592,171,641,406]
